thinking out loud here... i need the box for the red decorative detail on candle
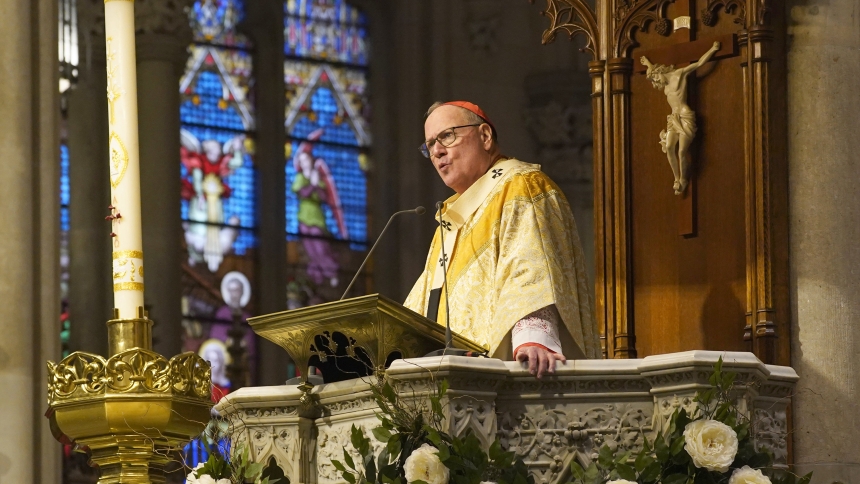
[110,232,117,237]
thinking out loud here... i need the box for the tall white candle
[104,0,144,320]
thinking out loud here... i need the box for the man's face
[424,106,493,194]
[227,279,243,306]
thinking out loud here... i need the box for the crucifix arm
[680,41,721,75]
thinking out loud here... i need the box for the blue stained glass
[291,88,359,146]
[61,207,70,233]
[285,0,368,25]
[60,144,70,207]
[285,141,367,247]
[284,0,369,65]
[190,0,249,48]
[180,125,257,234]
[181,46,254,131]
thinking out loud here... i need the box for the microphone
[340,206,425,300]
[425,202,479,357]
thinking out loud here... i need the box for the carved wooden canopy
[529,0,788,365]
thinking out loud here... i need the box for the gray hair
[425,101,498,142]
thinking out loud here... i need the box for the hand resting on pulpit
[515,345,567,379]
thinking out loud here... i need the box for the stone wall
[786,1,860,481]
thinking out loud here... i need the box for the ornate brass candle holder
[47,309,213,483]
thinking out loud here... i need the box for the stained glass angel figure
[291,128,348,287]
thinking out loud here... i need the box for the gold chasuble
[404,158,600,359]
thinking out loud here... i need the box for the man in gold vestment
[405,101,600,378]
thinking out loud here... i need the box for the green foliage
[564,357,814,484]
[187,418,279,484]
[333,378,533,484]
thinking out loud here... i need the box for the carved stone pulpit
[217,351,796,484]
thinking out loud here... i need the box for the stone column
[786,1,860,480]
[0,0,61,481]
[134,0,194,357]
[244,0,290,386]
[67,0,113,356]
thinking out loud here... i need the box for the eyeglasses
[419,124,483,158]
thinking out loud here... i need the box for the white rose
[404,444,449,484]
[607,480,638,484]
[196,475,217,484]
[683,419,739,473]
[215,479,232,484]
[729,466,772,484]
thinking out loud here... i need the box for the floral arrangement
[184,419,279,484]
[568,358,812,484]
[333,379,534,484]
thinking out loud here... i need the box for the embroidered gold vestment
[404,159,600,359]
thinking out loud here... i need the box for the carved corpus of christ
[641,41,721,195]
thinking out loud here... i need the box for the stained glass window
[60,141,71,357]
[180,0,258,399]
[284,0,371,308]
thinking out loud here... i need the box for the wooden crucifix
[633,3,738,236]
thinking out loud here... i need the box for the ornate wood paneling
[529,0,789,365]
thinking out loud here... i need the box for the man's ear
[480,124,493,148]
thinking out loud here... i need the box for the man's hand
[515,346,567,379]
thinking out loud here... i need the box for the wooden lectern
[248,294,486,385]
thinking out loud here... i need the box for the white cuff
[511,305,564,356]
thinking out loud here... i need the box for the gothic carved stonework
[76,0,194,42]
[498,403,652,484]
[217,353,798,484]
[249,425,299,478]
[448,396,497,449]
[317,421,383,484]
[752,407,788,465]
[323,396,379,416]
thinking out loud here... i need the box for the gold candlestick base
[47,341,212,483]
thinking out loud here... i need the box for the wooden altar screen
[528,0,789,365]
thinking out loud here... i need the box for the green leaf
[343,448,356,470]
[438,379,449,399]
[634,451,654,472]
[437,443,451,461]
[597,444,615,468]
[331,460,347,473]
[721,371,736,389]
[382,381,398,403]
[663,473,688,484]
[365,452,377,483]
[343,471,357,484]
[387,433,401,459]
[372,426,392,443]
[615,463,636,480]
[670,434,686,456]
[614,450,632,465]
[424,425,443,447]
[570,460,585,481]
[640,461,661,482]
[797,472,813,484]
[655,433,670,462]
[244,462,265,479]
[746,450,771,469]
[583,463,599,482]
[350,425,365,452]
